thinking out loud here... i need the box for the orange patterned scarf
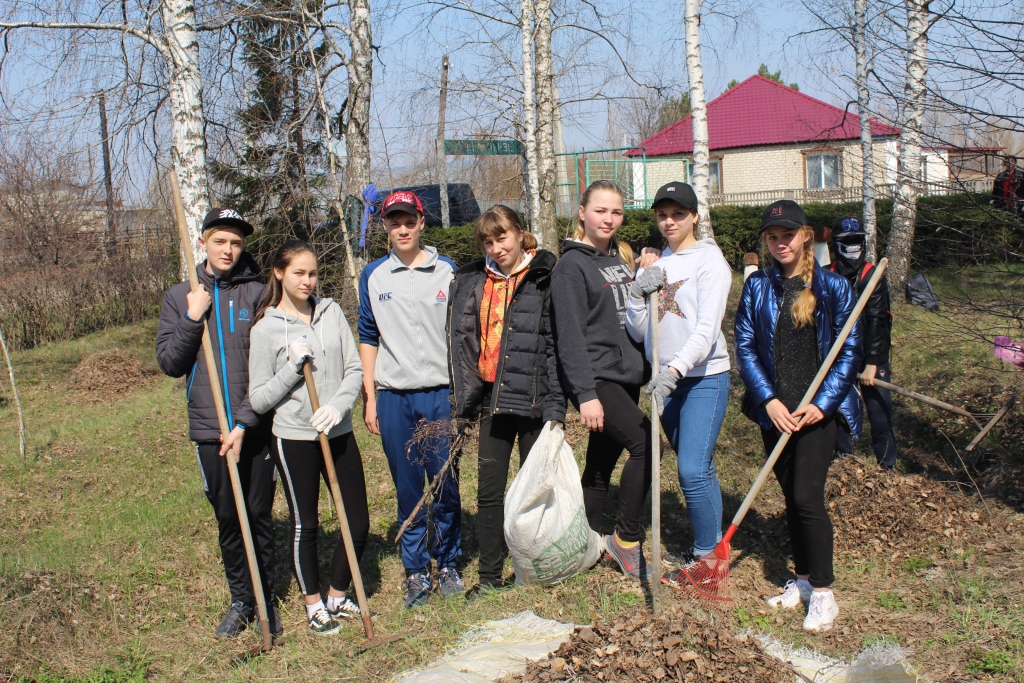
[477,254,532,382]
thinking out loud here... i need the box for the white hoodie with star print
[625,238,733,379]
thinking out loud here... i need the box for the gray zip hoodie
[249,297,363,440]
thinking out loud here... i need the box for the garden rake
[667,258,888,608]
[301,363,403,652]
[169,172,274,654]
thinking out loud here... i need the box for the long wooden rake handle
[723,258,889,545]
[169,172,273,651]
[649,293,662,615]
[859,376,981,426]
[301,364,376,641]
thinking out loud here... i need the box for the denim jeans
[660,371,730,556]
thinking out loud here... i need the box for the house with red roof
[621,75,1000,205]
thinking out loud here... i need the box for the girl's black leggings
[274,432,369,596]
[578,381,652,543]
[761,417,837,588]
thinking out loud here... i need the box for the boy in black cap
[829,217,897,469]
[156,208,281,638]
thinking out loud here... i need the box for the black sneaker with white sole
[327,595,361,621]
[214,600,254,638]
[307,606,342,635]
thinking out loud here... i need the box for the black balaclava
[833,236,867,280]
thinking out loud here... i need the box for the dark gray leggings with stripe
[274,432,369,596]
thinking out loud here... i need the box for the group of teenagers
[155,178,895,640]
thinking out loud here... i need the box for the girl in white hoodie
[249,240,366,636]
[626,182,732,584]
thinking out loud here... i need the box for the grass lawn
[1,269,1023,682]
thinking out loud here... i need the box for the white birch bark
[533,0,558,251]
[684,0,713,239]
[520,0,541,237]
[888,0,931,299]
[344,0,373,202]
[161,0,210,262]
[854,0,878,262]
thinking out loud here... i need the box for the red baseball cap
[382,190,424,218]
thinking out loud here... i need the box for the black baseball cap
[651,181,699,212]
[759,200,806,234]
[202,208,254,236]
[832,216,866,239]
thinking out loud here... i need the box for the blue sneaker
[437,567,465,598]
[402,572,432,609]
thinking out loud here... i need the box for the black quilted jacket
[156,253,267,442]
[447,249,566,424]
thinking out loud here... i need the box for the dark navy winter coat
[734,262,863,437]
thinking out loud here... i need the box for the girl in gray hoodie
[248,240,365,636]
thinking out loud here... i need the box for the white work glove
[310,404,342,433]
[287,337,314,370]
[628,266,666,299]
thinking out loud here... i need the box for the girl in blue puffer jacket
[734,200,862,634]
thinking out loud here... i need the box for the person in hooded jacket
[448,205,566,597]
[248,240,366,636]
[734,200,862,633]
[829,217,896,469]
[156,208,280,639]
[551,180,653,580]
[624,182,732,584]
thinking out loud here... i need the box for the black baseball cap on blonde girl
[759,200,806,234]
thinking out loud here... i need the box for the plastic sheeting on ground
[757,635,929,682]
[393,611,575,683]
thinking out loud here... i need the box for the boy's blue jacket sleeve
[357,267,378,346]
[156,283,204,378]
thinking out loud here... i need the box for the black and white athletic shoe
[403,572,432,609]
[327,595,361,621]
[307,606,342,635]
[214,600,254,639]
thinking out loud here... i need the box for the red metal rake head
[662,530,735,609]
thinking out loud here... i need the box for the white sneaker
[803,590,839,632]
[766,579,813,610]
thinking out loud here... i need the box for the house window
[807,153,841,189]
[680,159,721,193]
[709,160,721,194]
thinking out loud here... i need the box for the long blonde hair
[762,225,816,328]
[575,180,634,273]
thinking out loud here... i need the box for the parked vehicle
[377,184,482,227]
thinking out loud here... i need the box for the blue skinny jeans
[660,370,730,556]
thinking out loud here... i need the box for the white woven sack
[503,422,605,585]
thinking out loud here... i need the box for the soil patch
[67,351,159,400]
[504,602,794,683]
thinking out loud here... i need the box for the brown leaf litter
[67,350,159,400]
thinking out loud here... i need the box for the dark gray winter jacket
[447,249,566,423]
[156,253,266,442]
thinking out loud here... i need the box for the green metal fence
[554,147,692,215]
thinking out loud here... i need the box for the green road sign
[444,139,523,156]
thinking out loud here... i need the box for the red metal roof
[626,75,902,157]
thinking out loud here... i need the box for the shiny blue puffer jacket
[734,262,863,438]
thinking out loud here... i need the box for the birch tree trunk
[520,0,541,237]
[855,0,878,263]
[344,0,373,202]
[161,0,210,262]
[888,0,931,299]
[533,0,559,251]
[684,0,713,239]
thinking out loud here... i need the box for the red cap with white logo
[382,191,424,218]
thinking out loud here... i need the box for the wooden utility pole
[436,54,451,229]
[98,91,116,256]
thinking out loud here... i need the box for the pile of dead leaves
[826,456,1013,557]
[504,603,793,683]
[68,351,159,399]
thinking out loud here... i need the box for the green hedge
[363,194,1024,269]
